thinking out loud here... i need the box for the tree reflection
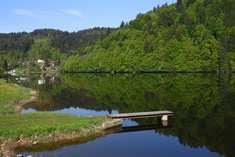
[60,73,235,157]
[19,73,235,157]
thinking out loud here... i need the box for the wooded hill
[61,0,235,73]
[0,27,115,75]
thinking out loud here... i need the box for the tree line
[61,0,235,73]
[0,27,116,75]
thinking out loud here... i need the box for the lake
[9,73,235,157]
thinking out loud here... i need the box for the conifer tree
[177,0,184,12]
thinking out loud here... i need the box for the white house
[37,59,45,63]
[10,70,16,75]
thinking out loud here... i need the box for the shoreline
[1,117,118,157]
[1,90,39,157]
[1,126,106,157]
[14,90,38,114]
[2,128,105,157]
[1,88,118,157]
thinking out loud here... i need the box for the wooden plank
[108,110,173,119]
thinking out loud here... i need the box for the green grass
[0,79,31,115]
[0,112,108,142]
[0,79,109,144]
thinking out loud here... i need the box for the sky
[0,0,176,33]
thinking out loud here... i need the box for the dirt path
[14,90,38,114]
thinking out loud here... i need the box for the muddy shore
[14,90,38,114]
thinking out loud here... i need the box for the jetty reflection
[117,123,173,133]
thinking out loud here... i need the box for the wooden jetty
[107,110,173,120]
[103,110,173,131]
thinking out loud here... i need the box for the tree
[177,0,184,12]
[186,0,196,7]
[145,15,152,33]
[153,7,156,11]
[222,0,235,27]
[120,21,125,28]
[3,60,8,71]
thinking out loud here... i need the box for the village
[8,59,59,76]
[7,59,59,86]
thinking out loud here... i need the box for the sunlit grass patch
[0,112,108,142]
[0,79,31,115]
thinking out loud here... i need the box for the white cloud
[61,9,84,18]
[11,9,40,18]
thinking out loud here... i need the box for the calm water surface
[9,73,234,157]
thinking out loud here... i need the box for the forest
[61,0,235,73]
[0,27,115,75]
[1,0,235,75]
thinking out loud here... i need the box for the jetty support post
[161,115,168,121]
[161,115,168,126]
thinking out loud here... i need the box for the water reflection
[18,131,223,157]
[9,75,114,114]
[9,73,235,157]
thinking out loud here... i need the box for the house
[47,60,58,67]
[37,59,45,64]
[37,78,45,85]
[10,70,16,75]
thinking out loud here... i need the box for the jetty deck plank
[108,110,173,119]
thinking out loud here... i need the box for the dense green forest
[1,0,235,74]
[0,27,115,75]
[61,0,235,73]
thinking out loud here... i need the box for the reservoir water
[9,73,234,157]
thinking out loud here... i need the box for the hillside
[0,27,116,75]
[61,0,235,73]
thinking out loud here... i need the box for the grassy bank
[0,79,32,115]
[0,79,109,155]
[0,112,108,143]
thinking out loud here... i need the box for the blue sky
[0,0,176,33]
